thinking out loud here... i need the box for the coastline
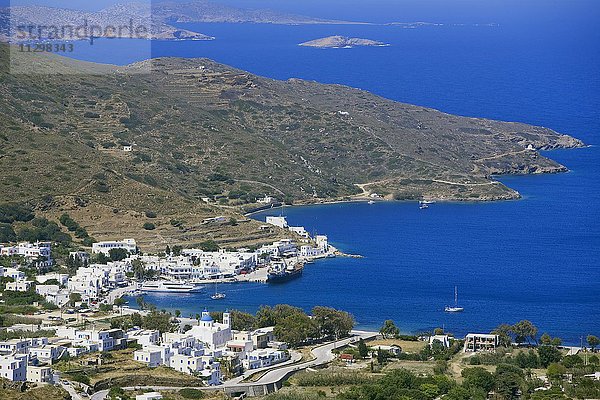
[244,143,591,217]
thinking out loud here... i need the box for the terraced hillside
[0,44,583,247]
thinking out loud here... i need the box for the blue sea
[59,1,600,344]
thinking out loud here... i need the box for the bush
[179,388,204,399]
[70,372,90,385]
[145,210,157,218]
[296,372,375,387]
[0,223,16,242]
[0,202,34,223]
[143,222,156,230]
[95,181,110,192]
[198,240,218,251]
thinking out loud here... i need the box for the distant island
[0,1,367,43]
[299,36,389,48]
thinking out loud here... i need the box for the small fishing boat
[368,200,375,205]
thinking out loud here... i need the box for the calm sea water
[63,2,600,344]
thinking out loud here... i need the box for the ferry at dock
[267,259,304,283]
[141,280,203,293]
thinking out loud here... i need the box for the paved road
[60,382,82,400]
[239,330,377,387]
[106,284,137,304]
[120,330,377,394]
[91,389,108,400]
[224,350,303,385]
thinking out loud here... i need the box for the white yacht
[444,286,464,313]
[141,281,203,293]
[211,282,226,300]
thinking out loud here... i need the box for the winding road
[101,330,378,399]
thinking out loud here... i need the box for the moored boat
[445,286,464,312]
[267,260,304,283]
[141,281,203,293]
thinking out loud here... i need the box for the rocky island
[299,35,389,48]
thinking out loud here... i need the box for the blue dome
[200,311,213,322]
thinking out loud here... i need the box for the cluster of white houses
[0,232,329,307]
[0,241,53,268]
[132,309,288,385]
[0,308,288,386]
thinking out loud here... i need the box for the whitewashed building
[243,349,288,370]
[67,267,108,299]
[2,267,25,280]
[265,216,288,229]
[188,309,232,350]
[289,226,310,238]
[0,354,27,381]
[92,238,137,255]
[464,334,499,352]
[0,242,52,266]
[36,285,69,306]
[28,345,65,364]
[26,365,53,383]
[36,272,69,286]
[5,279,33,292]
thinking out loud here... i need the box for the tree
[255,304,303,328]
[92,252,110,264]
[172,245,183,256]
[108,386,130,400]
[143,310,173,333]
[376,347,386,365]
[199,240,219,251]
[515,349,540,369]
[0,223,17,243]
[143,222,156,230]
[379,319,400,339]
[512,320,538,345]
[69,292,82,306]
[434,327,444,335]
[547,363,567,381]
[113,297,127,313]
[131,313,143,327]
[230,310,256,331]
[540,333,552,346]
[538,345,562,367]
[462,367,495,393]
[136,295,148,310]
[175,309,182,318]
[358,338,369,359]
[273,312,316,348]
[311,306,354,340]
[495,364,525,400]
[587,335,600,351]
[562,354,583,368]
[113,297,126,314]
[108,248,128,261]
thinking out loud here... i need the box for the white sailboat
[211,282,226,300]
[444,286,464,312]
